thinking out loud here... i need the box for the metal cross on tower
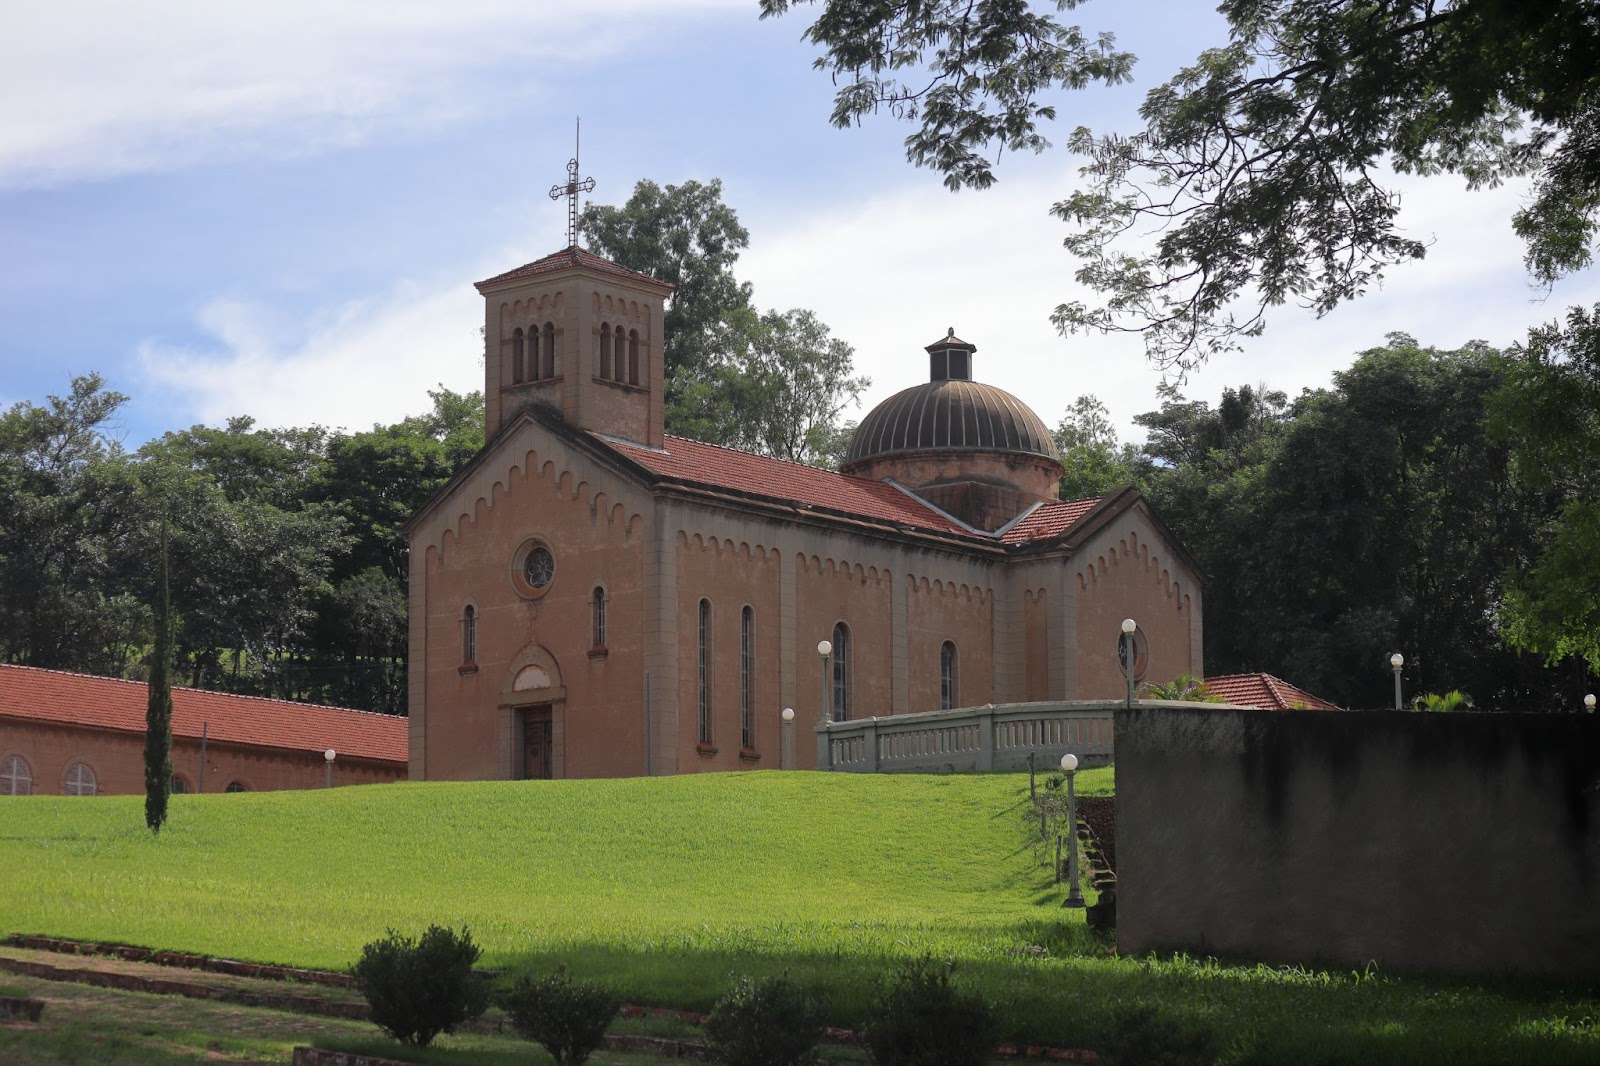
[549,118,595,249]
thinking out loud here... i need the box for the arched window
[462,605,477,665]
[698,599,713,744]
[511,327,525,384]
[1,754,31,796]
[740,607,755,749]
[940,641,959,710]
[599,323,612,380]
[831,622,851,721]
[225,781,250,794]
[63,761,96,797]
[170,774,190,795]
[628,329,641,386]
[541,322,556,379]
[592,586,607,648]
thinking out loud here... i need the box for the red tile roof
[0,665,407,764]
[1204,672,1342,711]
[477,247,671,291]
[1001,497,1103,544]
[609,434,980,537]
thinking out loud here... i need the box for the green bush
[1101,1005,1219,1066]
[351,924,490,1047]
[705,974,823,1066]
[499,965,622,1066]
[862,958,997,1066]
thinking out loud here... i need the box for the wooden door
[521,705,553,780]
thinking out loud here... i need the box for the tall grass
[1,768,1595,1064]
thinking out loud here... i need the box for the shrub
[862,958,998,1066]
[705,974,823,1066]
[1101,1005,1219,1066]
[352,924,490,1047]
[499,965,622,1066]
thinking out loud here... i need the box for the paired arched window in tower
[740,607,755,750]
[511,328,526,384]
[940,641,959,710]
[627,329,641,385]
[599,323,613,380]
[461,605,477,665]
[596,324,642,386]
[540,322,556,379]
[831,622,851,722]
[697,599,713,745]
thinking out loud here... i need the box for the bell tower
[473,135,672,447]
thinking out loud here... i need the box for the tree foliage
[771,0,1600,369]
[759,0,1133,191]
[0,375,483,715]
[144,523,173,833]
[1490,303,1600,672]
[581,178,868,461]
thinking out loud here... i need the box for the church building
[404,241,1206,780]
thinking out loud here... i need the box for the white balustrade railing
[815,701,1128,773]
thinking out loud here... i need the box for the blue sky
[4,0,1595,450]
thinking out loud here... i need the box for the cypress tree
[145,522,173,833]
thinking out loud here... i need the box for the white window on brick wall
[63,761,96,797]
[1,754,31,796]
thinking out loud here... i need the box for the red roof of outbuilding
[0,664,408,764]
[1203,672,1341,711]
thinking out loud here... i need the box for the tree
[716,307,870,464]
[770,1,1600,369]
[144,523,173,833]
[579,178,754,422]
[759,0,1133,191]
[1490,303,1600,674]
[1052,395,1147,499]
[581,179,869,460]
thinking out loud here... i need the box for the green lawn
[2,768,1595,1065]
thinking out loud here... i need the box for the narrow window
[1,754,31,796]
[462,605,477,664]
[225,781,250,793]
[698,599,713,744]
[170,774,190,795]
[740,607,755,749]
[940,641,959,710]
[63,761,96,797]
[628,329,640,385]
[542,322,556,379]
[831,622,851,721]
[592,586,607,648]
[511,327,525,384]
[599,323,612,380]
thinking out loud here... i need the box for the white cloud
[1,0,741,187]
[743,165,1598,443]
[138,273,487,433]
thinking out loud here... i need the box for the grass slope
[3,768,1597,1065]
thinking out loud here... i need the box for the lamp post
[323,748,336,789]
[1390,652,1404,710]
[1120,618,1137,709]
[817,639,832,724]
[781,707,795,769]
[1059,753,1084,909]
[1585,694,1596,714]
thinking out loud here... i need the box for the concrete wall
[1116,707,1600,980]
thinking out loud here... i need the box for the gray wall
[1116,706,1600,979]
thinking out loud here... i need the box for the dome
[842,330,1058,469]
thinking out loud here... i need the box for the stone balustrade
[814,701,1127,773]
